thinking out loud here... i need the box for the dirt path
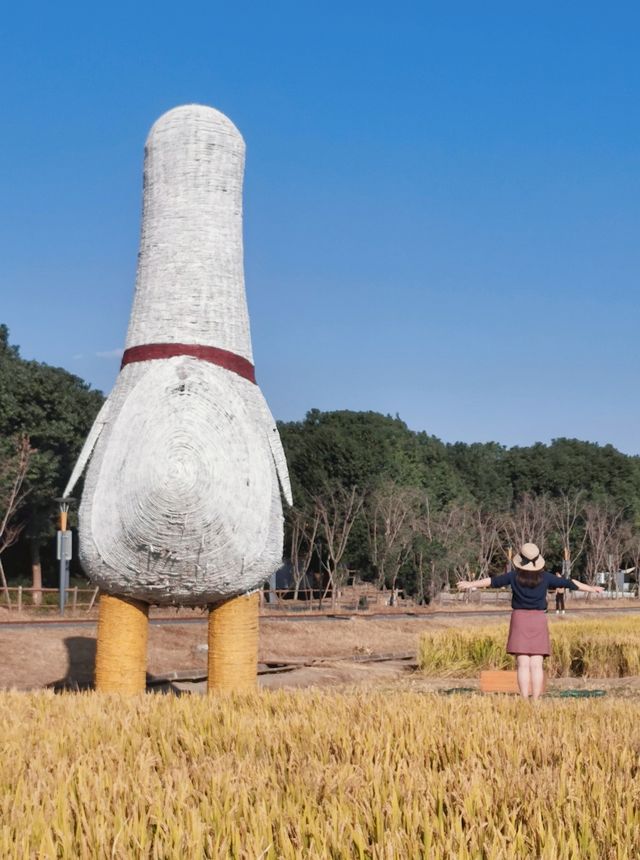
[2,612,640,696]
[0,616,439,690]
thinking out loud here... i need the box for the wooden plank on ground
[480,670,547,694]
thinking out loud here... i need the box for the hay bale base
[208,592,259,693]
[95,594,149,693]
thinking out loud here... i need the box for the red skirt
[506,610,551,656]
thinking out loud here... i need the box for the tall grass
[419,617,640,677]
[1,690,640,858]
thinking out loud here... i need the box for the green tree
[506,438,640,515]
[278,410,467,574]
[446,441,512,510]
[278,410,466,506]
[0,326,104,591]
[0,434,33,602]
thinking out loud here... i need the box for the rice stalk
[1,690,639,858]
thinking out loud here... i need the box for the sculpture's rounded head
[126,102,252,358]
[146,103,245,156]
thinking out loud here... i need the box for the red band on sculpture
[120,343,256,384]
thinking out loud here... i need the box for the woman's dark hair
[515,568,544,588]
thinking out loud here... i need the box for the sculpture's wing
[255,392,293,506]
[267,422,293,506]
[63,396,112,497]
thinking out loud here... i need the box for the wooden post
[86,586,99,613]
[207,592,259,693]
[29,539,43,608]
[95,594,149,693]
[72,586,78,615]
[0,559,11,608]
[17,586,22,614]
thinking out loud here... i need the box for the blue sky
[1,2,638,452]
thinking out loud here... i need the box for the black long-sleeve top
[489,570,578,610]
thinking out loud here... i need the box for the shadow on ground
[49,636,183,694]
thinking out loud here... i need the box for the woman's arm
[458,577,492,590]
[571,579,604,594]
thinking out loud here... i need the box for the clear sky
[1,2,638,452]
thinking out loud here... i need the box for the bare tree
[434,503,476,589]
[0,436,33,605]
[315,485,364,609]
[550,490,587,574]
[472,507,502,579]
[412,493,443,603]
[287,504,320,601]
[584,503,626,588]
[436,504,504,606]
[504,493,553,556]
[610,521,633,597]
[411,539,428,605]
[365,481,419,596]
[412,493,447,601]
[624,528,640,598]
[412,497,504,601]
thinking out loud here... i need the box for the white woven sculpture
[65,104,292,607]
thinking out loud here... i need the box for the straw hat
[513,542,545,572]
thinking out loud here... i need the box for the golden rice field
[419,617,640,677]
[2,690,640,859]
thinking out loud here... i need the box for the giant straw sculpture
[65,104,292,693]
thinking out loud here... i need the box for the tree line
[279,410,640,600]
[1,325,639,599]
[0,326,103,599]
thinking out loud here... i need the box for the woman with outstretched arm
[458,542,603,700]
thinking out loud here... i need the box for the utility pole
[55,497,74,615]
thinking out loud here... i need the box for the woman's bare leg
[516,655,531,698]
[530,655,545,700]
